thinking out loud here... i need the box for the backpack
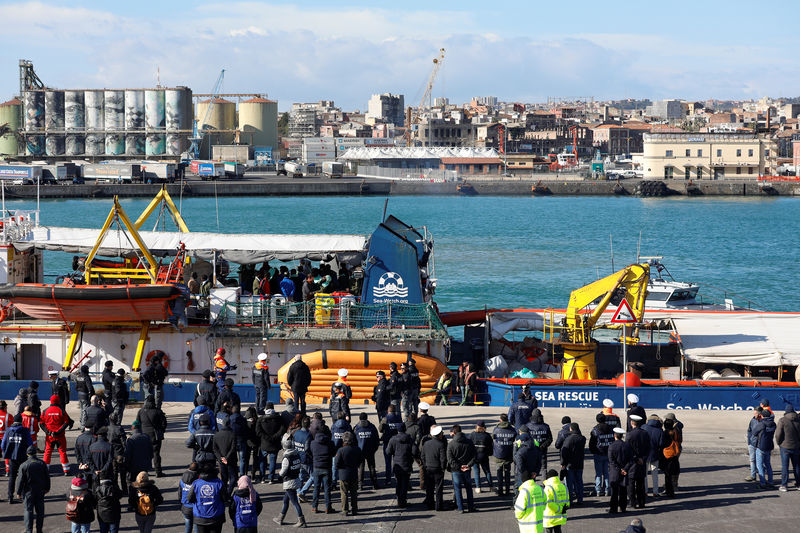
[65,494,84,521]
[136,490,155,515]
[663,438,681,459]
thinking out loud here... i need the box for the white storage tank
[44,90,64,131]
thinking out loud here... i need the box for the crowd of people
[0,351,691,533]
[745,398,800,492]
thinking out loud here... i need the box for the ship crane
[406,48,445,146]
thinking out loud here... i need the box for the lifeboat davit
[0,283,183,322]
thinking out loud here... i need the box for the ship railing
[1,209,39,242]
[216,299,446,333]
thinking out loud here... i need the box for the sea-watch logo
[373,272,408,299]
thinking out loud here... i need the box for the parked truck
[284,161,306,178]
[223,162,245,178]
[81,163,142,184]
[140,162,177,183]
[197,162,225,180]
[322,161,343,179]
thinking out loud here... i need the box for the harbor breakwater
[2,177,797,198]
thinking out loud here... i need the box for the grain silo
[196,97,235,146]
[145,89,165,155]
[239,97,278,150]
[64,91,85,156]
[24,91,44,131]
[26,135,44,156]
[0,98,22,156]
[84,90,104,156]
[125,90,145,156]
[165,88,189,156]
[104,90,125,155]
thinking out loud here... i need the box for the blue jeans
[594,455,609,495]
[98,519,120,533]
[451,471,474,511]
[780,447,800,487]
[748,444,757,478]
[565,468,583,503]
[756,448,773,485]
[471,458,493,490]
[260,451,278,481]
[183,513,194,533]
[300,464,313,494]
[72,524,91,533]
[236,440,248,477]
[332,455,338,483]
[282,488,305,518]
[382,445,392,482]
[312,468,332,510]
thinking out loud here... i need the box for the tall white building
[366,93,405,127]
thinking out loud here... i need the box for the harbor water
[4,195,798,312]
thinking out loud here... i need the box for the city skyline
[1,0,798,111]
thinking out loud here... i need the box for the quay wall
[2,178,798,198]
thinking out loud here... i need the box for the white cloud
[0,1,797,109]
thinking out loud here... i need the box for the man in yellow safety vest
[542,469,569,532]
[514,471,545,533]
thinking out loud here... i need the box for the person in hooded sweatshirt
[94,472,122,533]
[128,471,163,533]
[559,422,586,505]
[229,475,264,532]
[308,425,336,514]
[188,464,227,533]
[256,403,285,484]
[26,381,41,418]
[179,463,200,533]
[775,403,800,492]
[13,388,28,417]
[274,434,306,527]
[641,414,665,497]
[214,417,239,494]
[355,412,380,490]
[335,431,362,516]
[126,420,154,481]
[66,475,96,533]
[2,413,32,503]
[189,397,218,435]
[136,395,167,477]
[753,406,777,489]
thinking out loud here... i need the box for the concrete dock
[1,402,791,533]
[2,174,797,198]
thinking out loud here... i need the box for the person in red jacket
[0,400,11,475]
[20,405,39,450]
[41,395,72,475]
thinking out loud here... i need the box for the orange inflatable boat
[276,350,449,404]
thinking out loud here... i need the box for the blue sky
[1,0,797,111]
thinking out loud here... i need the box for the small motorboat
[0,282,184,322]
[457,182,477,195]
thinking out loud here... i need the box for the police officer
[422,425,447,511]
[407,359,422,415]
[527,414,553,474]
[542,469,569,533]
[626,394,646,432]
[589,413,614,497]
[514,469,545,533]
[601,398,621,429]
[15,445,50,533]
[143,355,169,409]
[514,430,542,490]
[48,370,70,408]
[354,412,380,490]
[493,413,517,497]
[136,395,167,477]
[194,370,218,409]
[608,427,633,514]
[626,415,650,509]
[388,362,403,414]
[379,405,403,485]
[509,393,535,431]
[101,361,115,406]
[111,369,128,425]
[216,379,242,414]
[372,371,391,421]
[73,365,94,429]
[252,353,271,413]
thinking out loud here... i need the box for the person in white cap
[608,427,633,514]
[421,425,447,511]
[626,394,646,432]
[48,370,70,409]
[626,414,650,509]
[330,369,353,401]
[600,398,621,429]
[253,353,271,412]
[418,402,436,438]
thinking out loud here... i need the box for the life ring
[145,350,169,369]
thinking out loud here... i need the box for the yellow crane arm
[565,263,650,332]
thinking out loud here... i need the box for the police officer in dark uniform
[73,365,94,429]
[508,393,534,431]
[626,415,650,509]
[388,363,403,414]
[371,371,391,421]
[379,405,403,485]
[143,356,169,409]
[252,353,271,413]
[608,427,633,514]
[526,413,553,474]
[101,361,115,417]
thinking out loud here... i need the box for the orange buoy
[616,372,641,387]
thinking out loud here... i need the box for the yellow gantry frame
[134,186,190,233]
[83,196,159,284]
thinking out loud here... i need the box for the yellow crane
[554,263,650,380]
[406,48,446,146]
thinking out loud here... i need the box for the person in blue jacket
[355,412,381,490]
[1,414,32,504]
[331,411,352,484]
[508,393,534,431]
[189,398,217,434]
[491,413,517,497]
[293,417,314,501]
[178,463,199,533]
[229,475,263,533]
[188,464,227,532]
[753,407,777,489]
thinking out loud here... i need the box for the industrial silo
[84,90,104,155]
[26,134,44,156]
[44,91,65,131]
[104,90,125,155]
[145,89,165,155]
[45,135,65,156]
[165,88,188,156]
[125,90,145,155]
[65,91,85,155]
[24,91,44,131]
[0,98,22,156]
[239,97,278,150]
[196,97,235,146]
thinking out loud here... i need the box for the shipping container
[284,161,306,178]
[82,163,142,183]
[211,144,250,164]
[223,162,245,177]
[0,165,42,182]
[198,162,224,180]
[322,161,343,179]
[140,162,176,183]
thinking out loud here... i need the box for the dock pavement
[0,402,792,532]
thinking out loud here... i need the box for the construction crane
[187,69,225,160]
[406,48,445,146]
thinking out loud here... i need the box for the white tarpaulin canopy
[14,226,368,265]
[673,313,800,366]
[489,311,546,340]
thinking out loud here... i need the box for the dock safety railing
[216,298,446,333]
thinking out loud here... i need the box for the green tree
[278,113,289,137]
